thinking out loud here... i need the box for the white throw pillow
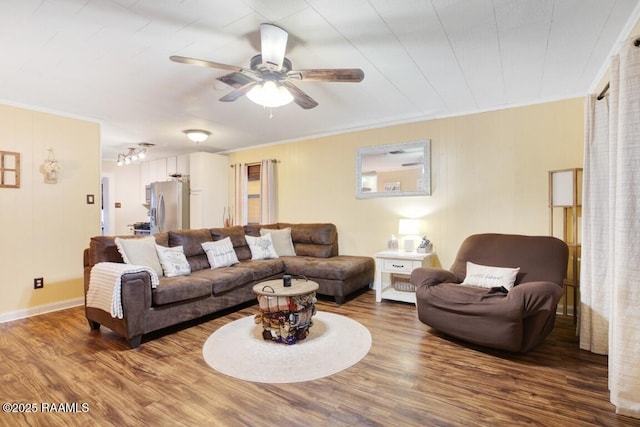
[114,236,163,277]
[201,237,240,268]
[461,261,520,291]
[260,227,296,257]
[155,245,191,277]
[245,234,279,260]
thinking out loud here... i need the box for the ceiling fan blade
[282,81,318,109]
[217,71,262,89]
[170,55,242,72]
[219,82,258,102]
[260,23,288,70]
[288,68,365,82]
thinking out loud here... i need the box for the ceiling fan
[170,23,364,110]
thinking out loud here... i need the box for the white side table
[374,250,434,303]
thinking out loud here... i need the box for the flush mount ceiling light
[183,129,211,143]
[116,142,154,166]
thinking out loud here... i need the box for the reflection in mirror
[356,140,430,198]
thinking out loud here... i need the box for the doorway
[101,174,115,235]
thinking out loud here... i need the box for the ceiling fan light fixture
[184,129,211,143]
[247,80,293,108]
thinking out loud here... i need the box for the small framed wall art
[0,151,20,188]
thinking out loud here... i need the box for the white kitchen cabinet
[177,154,189,176]
[189,152,228,228]
[189,191,204,229]
[151,158,167,182]
[166,156,177,176]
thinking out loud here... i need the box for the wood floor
[1,290,638,427]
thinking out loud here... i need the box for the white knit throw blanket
[87,262,159,319]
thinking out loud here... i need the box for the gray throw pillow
[260,227,296,257]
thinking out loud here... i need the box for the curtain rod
[230,159,278,167]
[597,37,640,100]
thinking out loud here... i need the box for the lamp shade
[398,219,420,235]
[550,169,582,207]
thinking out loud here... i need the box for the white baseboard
[0,297,84,324]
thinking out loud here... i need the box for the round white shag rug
[202,311,372,383]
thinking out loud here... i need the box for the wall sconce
[116,142,154,166]
[183,129,211,143]
[398,219,420,252]
[43,148,60,184]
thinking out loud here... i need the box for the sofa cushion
[246,234,279,260]
[236,259,285,281]
[202,238,240,268]
[283,255,374,281]
[90,236,126,265]
[155,244,191,277]
[154,233,169,247]
[244,224,278,237]
[279,223,338,258]
[211,226,252,261]
[169,229,212,271]
[191,267,255,295]
[260,227,296,256]
[152,275,212,306]
[88,233,169,266]
[115,236,163,276]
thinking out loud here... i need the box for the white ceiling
[1,0,639,161]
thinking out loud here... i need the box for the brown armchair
[410,233,568,352]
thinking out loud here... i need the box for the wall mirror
[356,139,431,199]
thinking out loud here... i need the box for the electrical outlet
[34,277,44,289]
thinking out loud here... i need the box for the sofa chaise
[83,223,374,348]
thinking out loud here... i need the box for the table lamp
[398,219,420,252]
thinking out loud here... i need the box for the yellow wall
[228,98,584,268]
[0,103,101,319]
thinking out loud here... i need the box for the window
[247,163,261,224]
[0,151,20,188]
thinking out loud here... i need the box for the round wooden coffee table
[253,278,319,344]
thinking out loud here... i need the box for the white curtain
[233,163,247,226]
[581,94,611,355]
[260,159,277,224]
[580,35,640,418]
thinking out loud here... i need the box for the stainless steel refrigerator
[150,181,190,234]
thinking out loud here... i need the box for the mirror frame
[355,139,431,199]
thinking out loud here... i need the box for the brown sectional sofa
[83,223,374,348]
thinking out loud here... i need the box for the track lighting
[116,142,154,166]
